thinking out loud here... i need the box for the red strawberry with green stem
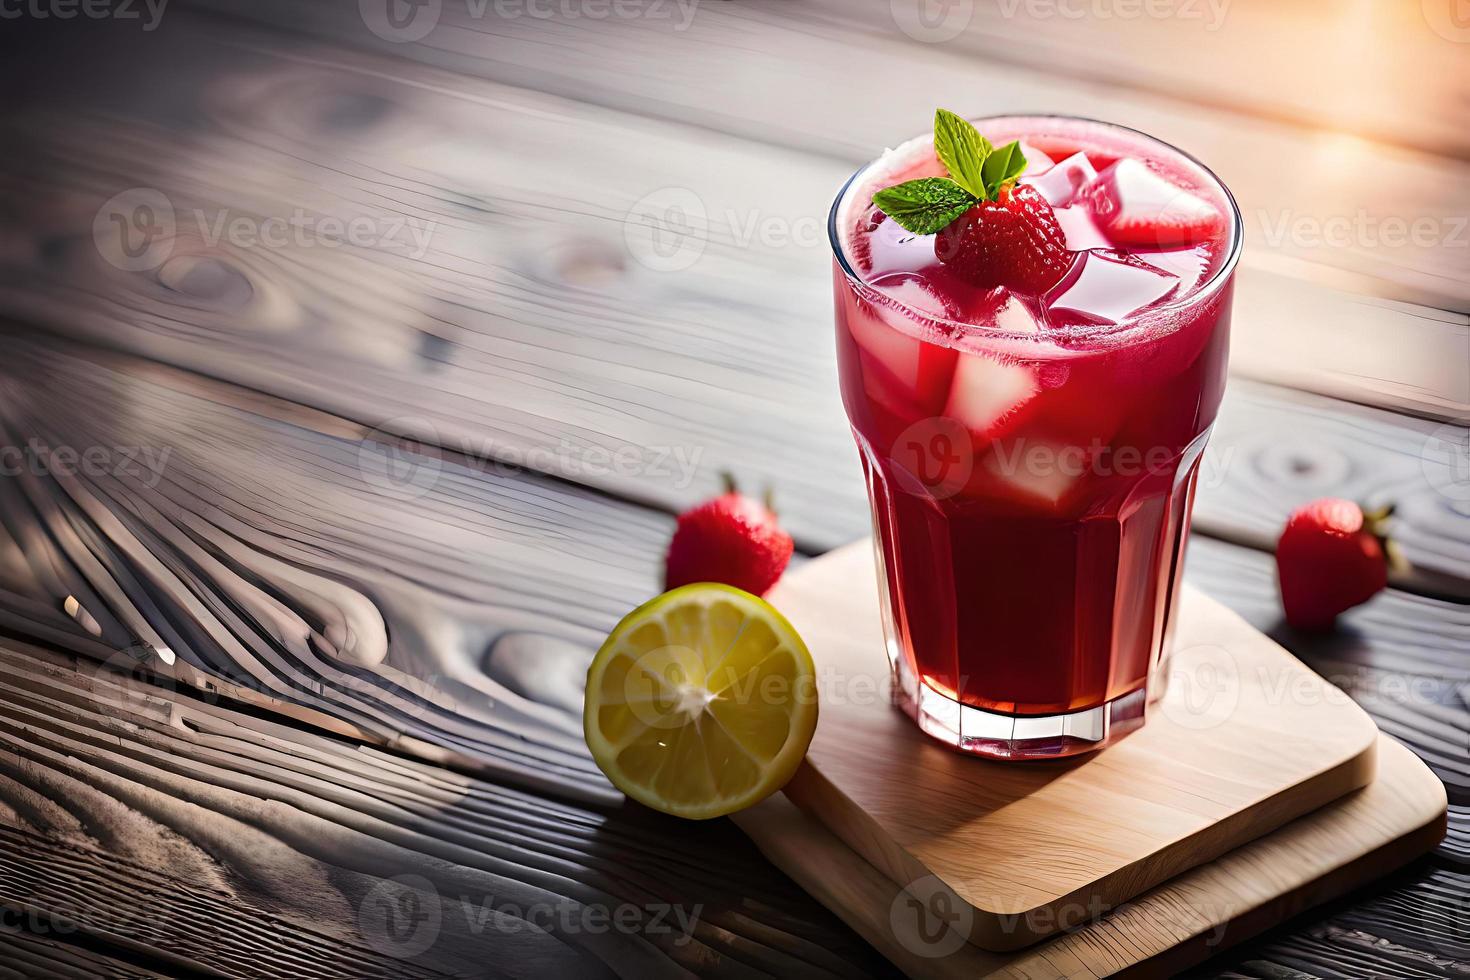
[1276,498,1397,631]
[665,475,794,597]
[933,183,1071,294]
[872,109,1071,296]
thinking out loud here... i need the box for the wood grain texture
[0,338,1459,977]
[196,0,1470,318]
[0,334,660,803]
[0,635,891,979]
[0,19,1463,568]
[812,0,1470,163]
[768,541,1381,951]
[0,336,1459,796]
[0,930,172,980]
[1185,537,1470,690]
[1185,860,1470,980]
[736,736,1445,979]
[0,7,1463,979]
[1199,385,1470,601]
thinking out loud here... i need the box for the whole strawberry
[872,109,1072,297]
[665,478,794,597]
[1276,499,1393,631]
[933,183,1071,295]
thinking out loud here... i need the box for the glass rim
[827,113,1245,341]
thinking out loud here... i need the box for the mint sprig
[873,110,1029,235]
[934,108,991,199]
[871,178,976,236]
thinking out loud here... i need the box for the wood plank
[0,26,1464,576]
[1188,864,1470,978]
[5,528,1458,980]
[192,0,1470,318]
[818,0,1470,163]
[0,636,890,979]
[3,335,1464,793]
[0,15,1462,976]
[0,930,173,980]
[1199,383,1470,600]
[0,336,1461,976]
[0,334,660,802]
[1186,537,1470,695]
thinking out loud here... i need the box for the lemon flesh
[583,583,818,819]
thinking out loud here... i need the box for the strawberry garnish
[1276,499,1394,631]
[664,477,794,597]
[871,110,1072,297]
[932,184,1071,295]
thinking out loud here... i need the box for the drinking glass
[829,116,1241,759]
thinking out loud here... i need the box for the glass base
[890,651,1148,760]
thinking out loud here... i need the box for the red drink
[830,116,1240,759]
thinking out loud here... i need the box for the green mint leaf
[933,109,992,199]
[872,177,976,235]
[981,140,1028,197]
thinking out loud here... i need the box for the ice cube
[1023,152,1097,208]
[1053,206,1113,252]
[1084,159,1222,248]
[851,274,960,414]
[865,213,942,278]
[1019,142,1054,176]
[850,302,923,395]
[942,349,1039,440]
[1130,245,1212,292]
[1046,251,1179,323]
[873,273,959,324]
[850,304,921,382]
[983,438,1085,508]
[987,290,1045,334]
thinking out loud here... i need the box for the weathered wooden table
[0,2,1465,976]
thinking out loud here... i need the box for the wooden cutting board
[735,735,1445,979]
[752,542,1396,954]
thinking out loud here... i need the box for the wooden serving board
[754,542,1394,954]
[735,735,1446,979]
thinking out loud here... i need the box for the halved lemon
[584,583,818,819]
